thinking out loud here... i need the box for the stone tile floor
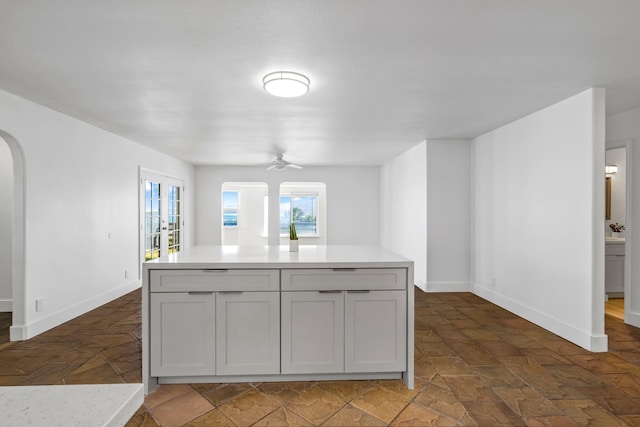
[1,289,639,426]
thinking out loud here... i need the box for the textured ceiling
[2,1,640,166]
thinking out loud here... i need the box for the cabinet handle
[203,269,228,272]
[188,291,214,295]
[347,290,371,293]
[218,291,243,294]
[319,290,342,294]
[332,268,357,272]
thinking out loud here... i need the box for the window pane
[292,196,317,235]
[152,183,160,199]
[223,191,238,209]
[279,196,291,233]
[223,210,238,227]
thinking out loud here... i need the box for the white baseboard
[9,280,141,341]
[0,299,12,312]
[413,279,427,292]
[426,282,471,293]
[625,309,640,329]
[473,283,608,353]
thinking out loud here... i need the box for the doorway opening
[221,182,268,246]
[0,137,12,343]
[0,130,26,342]
[604,140,638,328]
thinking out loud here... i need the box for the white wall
[0,138,12,311]
[606,106,640,326]
[427,140,471,291]
[0,89,195,340]
[472,88,606,351]
[196,166,379,246]
[605,147,626,235]
[380,141,427,289]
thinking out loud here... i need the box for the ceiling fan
[266,154,302,171]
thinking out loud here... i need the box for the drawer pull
[218,291,243,294]
[188,291,214,295]
[347,290,371,293]
[318,290,342,294]
[203,269,229,272]
[332,268,357,272]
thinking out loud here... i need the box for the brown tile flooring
[1,290,640,426]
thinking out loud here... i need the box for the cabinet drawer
[281,268,406,291]
[605,244,625,256]
[150,269,280,292]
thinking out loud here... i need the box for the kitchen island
[142,245,414,393]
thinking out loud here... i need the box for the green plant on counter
[289,223,298,240]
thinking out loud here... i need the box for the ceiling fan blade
[287,164,303,169]
[266,165,277,170]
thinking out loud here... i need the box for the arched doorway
[0,130,26,341]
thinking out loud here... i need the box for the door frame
[138,168,185,280]
[606,139,638,327]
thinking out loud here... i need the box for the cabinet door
[605,255,625,294]
[281,291,344,374]
[150,292,215,376]
[345,290,406,372]
[216,291,280,375]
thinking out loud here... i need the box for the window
[223,191,239,227]
[280,194,318,236]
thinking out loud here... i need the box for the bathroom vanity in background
[605,238,625,298]
[142,245,414,394]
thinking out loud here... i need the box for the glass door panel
[168,183,181,255]
[141,172,184,266]
[145,180,162,261]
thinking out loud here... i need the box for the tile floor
[1,290,640,426]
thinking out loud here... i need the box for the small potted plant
[609,222,625,238]
[289,223,299,252]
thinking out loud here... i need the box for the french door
[140,170,184,264]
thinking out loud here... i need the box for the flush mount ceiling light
[263,71,310,98]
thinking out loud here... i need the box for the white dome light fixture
[263,71,310,98]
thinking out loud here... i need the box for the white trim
[0,299,12,312]
[10,280,140,341]
[426,282,471,292]
[413,279,426,292]
[473,284,608,352]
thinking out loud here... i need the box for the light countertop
[144,245,413,269]
[606,237,626,244]
[0,384,143,427]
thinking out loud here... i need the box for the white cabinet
[281,269,407,375]
[150,292,215,377]
[281,291,345,374]
[605,243,625,295]
[216,291,280,375]
[145,258,412,391]
[345,290,406,372]
[149,269,280,377]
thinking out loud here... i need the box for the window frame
[279,192,320,237]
